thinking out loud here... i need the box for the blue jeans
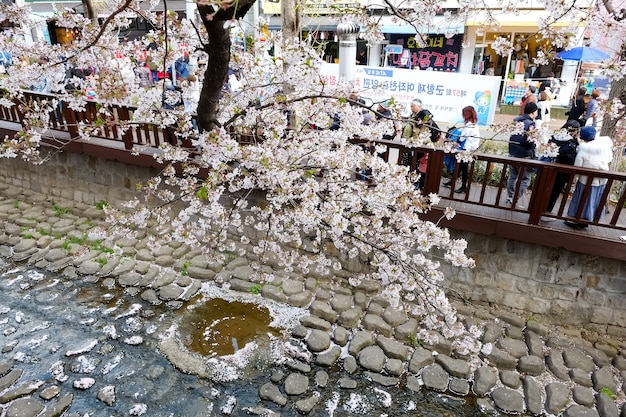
[507,163,531,201]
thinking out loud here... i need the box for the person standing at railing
[542,120,580,221]
[443,106,480,193]
[401,98,441,190]
[564,126,613,229]
[507,101,538,207]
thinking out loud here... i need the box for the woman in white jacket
[565,126,613,228]
[452,106,481,193]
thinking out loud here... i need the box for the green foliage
[96,200,107,210]
[38,228,49,236]
[250,284,263,295]
[51,201,71,216]
[90,239,114,253]
[21,233,34,239]
[600,387,616,400]
[408,334,422,347]
[62,235,86,253]
[13,201,19,209]
[181,261,191,276]
[195,186,208,200]
[95,257,108,266]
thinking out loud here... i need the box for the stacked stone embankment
[0,184,625,416]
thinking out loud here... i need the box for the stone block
[590,307,614,325]
[502,292,529,311]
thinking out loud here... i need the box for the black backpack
[556,139,578,165]
[416,109,441,143]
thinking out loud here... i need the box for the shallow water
[0,262,486,416]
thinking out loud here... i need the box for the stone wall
[0,151,155,206]
[441,231,626,338]
[1,150,625,336]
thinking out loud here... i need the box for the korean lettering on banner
[390,34,463,72]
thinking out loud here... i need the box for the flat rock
[449,377,470,396]
[592,367,617,392]
[295,394,320,413]
[376,335,409,361]
[284,373,309,396]
[499,370,521,389]
[315,346,341,367]
[547,350,570,380]
[348,331,374,356]
[408,348,435,374]
[364,371,399,387]
[394,318,418,342]
[491,387,524,414]
[518,355,546,375]
[523,376,543,415]
[436,354,470,378]
[5,397,44,417]
[563,348,596,372]
[300,315,332,331]
[596,392,619,417]
[259,383,287,406]
[309,301,338,323]
[473,366,497,396]
[358,345,386,372]
[572,386,595,407]
[497,337,528,358]
[564,405,600,417]
[485,346,517,370]
[545,382,570,415]
[421,363,448,392]
[361,314,393,338]
[305,329,331,352]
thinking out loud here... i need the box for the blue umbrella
[556,46,610,62]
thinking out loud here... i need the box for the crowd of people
[505,97,613,228]
[352,84,613,231]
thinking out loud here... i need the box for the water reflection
[179,298,281,356]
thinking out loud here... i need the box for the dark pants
[458,161,469,188]
[546,172,572,212]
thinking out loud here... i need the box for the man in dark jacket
[507,101,538,206]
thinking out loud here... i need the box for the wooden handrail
[5,91,626,233]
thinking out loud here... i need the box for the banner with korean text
[320,63,502,126]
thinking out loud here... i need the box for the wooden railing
[353,138,626,232]
[5,91,626,234]
[15,91,194,150]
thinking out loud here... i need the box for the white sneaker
[541,216,556,222]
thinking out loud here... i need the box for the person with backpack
[542,120,580,220]
[444,106,480,193]
[401,98,441,190]
[506,101,538,207]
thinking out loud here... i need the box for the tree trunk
[600,43,626,139]
[197,8,230,133]
[195,0,256,133]
[281,0,300,43]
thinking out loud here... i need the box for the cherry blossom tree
[0,0,623,362]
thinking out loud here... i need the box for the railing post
[528,164,556,224]
[424,148,444,194]
[62,99,79,139]
[117,107,134,150]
